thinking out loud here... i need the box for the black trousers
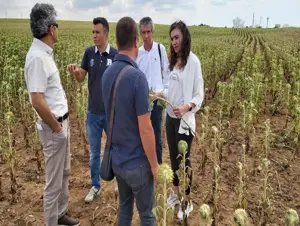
[166,114,193,195]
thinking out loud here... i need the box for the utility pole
[252,12,255,28]
[260,16,263,27]
[266,17,269,28]
[5,9,7,19]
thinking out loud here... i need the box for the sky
[0,0,299,28]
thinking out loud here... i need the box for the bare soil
[1,110,300,226]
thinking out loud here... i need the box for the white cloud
[64,0,73,10]
[211,0,243,6]
[0,0,30,9]
[211,0,228,6]
[0,0,299,27]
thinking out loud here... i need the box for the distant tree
[233,17,245,28]
[274,24,281,28]
[198,23,210,27]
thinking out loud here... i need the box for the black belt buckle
[56,112,69,123]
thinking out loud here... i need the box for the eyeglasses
[48,23,58,28]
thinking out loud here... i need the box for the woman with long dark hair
[154,20,204,220]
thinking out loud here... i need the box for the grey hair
[30,3,57,39]
[139,17,154,32]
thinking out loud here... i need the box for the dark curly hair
[169,20,191,71]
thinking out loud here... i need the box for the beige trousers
[37,118,70,226]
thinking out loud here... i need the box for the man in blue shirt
[102,17,158,226]
[67,17,118,203]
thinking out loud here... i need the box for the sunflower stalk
[199,204,213,226]
[264,119,272,159]
[234,209,248,226]
[153,163,174,226]
[236,144,247,209]
[177,140,191,225]
[199,107,210,173]
[4,111,17,203]
[211,126,221,226]
[259,158,272,226]
[285,84,291,128]
[33,117,42,174]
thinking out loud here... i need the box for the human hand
[67,64,80,76]
[150,91,162,101]
[52,123,63,133]
[173,104,189,118]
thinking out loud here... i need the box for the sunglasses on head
[48,23,58,28]
[172,20,186,27]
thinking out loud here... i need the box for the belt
[56,112,69,123]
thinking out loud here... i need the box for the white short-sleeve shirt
[24,38,68,118]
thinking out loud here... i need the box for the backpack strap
[158,43,164,81]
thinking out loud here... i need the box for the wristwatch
[188,103,193,111]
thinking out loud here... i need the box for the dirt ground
[1,109,300,226]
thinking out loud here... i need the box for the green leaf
[157,99,166,109]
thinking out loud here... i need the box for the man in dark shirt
[102,17,158,226]
[67,17,118,203]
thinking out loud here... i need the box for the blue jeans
[113,162,155,226]
[151,100,163,164]
[86,111,107,189]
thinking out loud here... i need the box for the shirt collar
[95,43,110,54]
[32,38,53,55]
[141,41,157,52]
[114,54,138,68]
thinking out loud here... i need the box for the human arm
[173,57,204,117]
[138,112,158,183]
[67,49,89,82]
[189,57,204,113]
[135,74,158,183]
[31,93,62,132]
[25,57,62,132]
[67,64,87,82]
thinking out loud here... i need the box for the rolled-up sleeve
[190,58,204,113]
[26,57,49,93]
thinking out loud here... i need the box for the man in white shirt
[24,3,79,226]
[136,17,169,164]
